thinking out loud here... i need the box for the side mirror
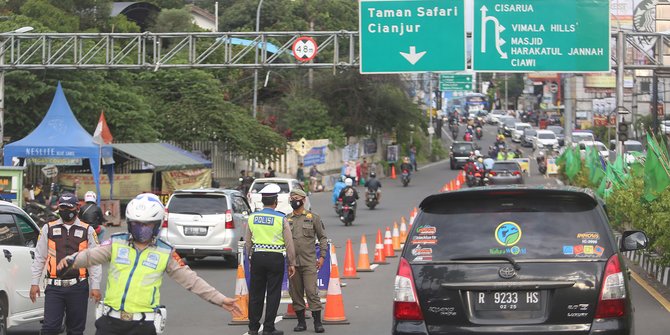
[239,178,243,182]
[620,230,648,252]
[105,210,112,216]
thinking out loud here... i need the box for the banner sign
[547,158,559,175]
[161,168,212,193]
[59,173,153,200]
[342,144,359,162]
[514,158,531,175]
[29,158,83,166]
[244,243,331,295]
[362,138,378,155]
[303,146,327,167]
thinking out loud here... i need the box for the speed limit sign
[292,36,318,62]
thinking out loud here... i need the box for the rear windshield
[492,162,520,171]
[169,194,228,215]
[504,119,516,126]
[410,193,610,261]
[516,124,530,130]
[452,144,474,152]
[547,127,563,134]
[573,133,593,141]
[625,144,643,152]
[538,133,555,139]
[251,182,290,194]
[524,130,537,136]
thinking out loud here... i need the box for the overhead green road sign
[439,74,473,91]
[359,0,466,74]
[472,0,610,72]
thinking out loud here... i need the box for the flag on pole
[93,111,113,145]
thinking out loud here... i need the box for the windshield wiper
[450,255,521,270]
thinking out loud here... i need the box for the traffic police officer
[30,193,102,335]
[57,193,241,335]
[287,188,327,333]
[244,183,296,335]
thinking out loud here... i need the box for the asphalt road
[10,122,670,335]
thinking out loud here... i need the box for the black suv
[393,187,648,335]
[449,141,478,170]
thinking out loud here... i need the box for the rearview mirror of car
[620,230,648,251]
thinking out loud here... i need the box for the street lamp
[1,26,33,149]
[252,0,264,119]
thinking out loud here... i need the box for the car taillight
[489,171,497,176]
[393,257,423,321]
[161,208,169,228]
[513,171,521,176]
[595,254,626,319]
[225,209,234,229]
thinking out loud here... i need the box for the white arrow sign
[400,46,427,65]
[480,5,508,59]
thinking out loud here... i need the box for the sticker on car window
[490,222,526,256]
[576,232,600,244]
[415,225,437,235]
[411,235,437,245]
[495,221,522,246]
[411,245,433,257]
[567,244,605,257]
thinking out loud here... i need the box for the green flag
[590,164,605,186]
[643,133,670,201]
[612,154,628,184]
[597,163,620,199]
[565,145,582,180]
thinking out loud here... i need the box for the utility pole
[504,74,509,113]
[615,30,624,155]
[564,74,573,145]
[428,72,433,153]
[252,0,264,119]
[632,74,638,139]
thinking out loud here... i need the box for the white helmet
[474,150,482,157]
[345,178,353,186]
[84,191,97,203]
[126,193,165,223]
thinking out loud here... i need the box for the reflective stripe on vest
[248,210,285,253]
[104,233,170,313]
[46,221,88,279]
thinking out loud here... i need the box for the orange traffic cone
[373,228,388,264]
[323,248,350,325]
[341,239,359,279]
[284,303,298,319]
[459,170,466,184]
[228,263,249,325]
[399,220,408,244]
[455,179,461,190]
[392,222,402,251]
[449,180,455,191]
[356,235,373,272]
[410,208,417,227]
[383,227,396,258]
[391,164,397,179]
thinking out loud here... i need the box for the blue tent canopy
[3,82,113,201]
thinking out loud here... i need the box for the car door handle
[3,249,11,262]
[30,250,35,260]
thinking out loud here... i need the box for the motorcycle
[365,190,379,209]
[537,155,547,175]
[339,200,356,226]
[334,198,343,216]
[401,170,411,187]
[24,201,59,227]
[475,127,483,140]
[463,133,473,142]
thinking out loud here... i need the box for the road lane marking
[370,264,379,270]
[630,271,670,313]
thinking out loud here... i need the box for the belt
[104,306,156,321]
[253,243,286,252]
[46,278,86,287]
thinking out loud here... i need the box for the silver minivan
[158,188,250,266]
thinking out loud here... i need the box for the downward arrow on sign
[400,46,426,65]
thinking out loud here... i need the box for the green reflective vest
[105,233,171,313]
[248,208,286,253]
[497,152,506,160]
[507,152,516,160]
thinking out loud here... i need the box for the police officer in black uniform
[244,184,296,335]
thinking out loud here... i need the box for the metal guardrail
[0,31,359,70]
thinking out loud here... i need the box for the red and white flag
[93,111,113,144]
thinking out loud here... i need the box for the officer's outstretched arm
[166,252,238,310]
[57,243,113,271]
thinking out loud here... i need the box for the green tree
[276,94,345,146]
[148,8,198,32]
[20,0,79,32]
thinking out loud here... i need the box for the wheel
[368,203,376,210]
[450,160,456,170]
[0,297,7,335]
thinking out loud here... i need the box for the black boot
[312,310,325,333]
[293,310,307,332]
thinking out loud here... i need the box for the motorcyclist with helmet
[79,191,105,240]
[364,172,382,203]
[57,193,241,335]
[332,175,347,214]
[338,178,359,220]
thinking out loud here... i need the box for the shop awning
[112,143,212,171]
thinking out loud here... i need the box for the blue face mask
[129,223,156,243]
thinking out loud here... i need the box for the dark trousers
[95,315,156,335]
[41,280,89,335]
[249,252,285,332]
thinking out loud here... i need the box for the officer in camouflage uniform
[287,188,327,333]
